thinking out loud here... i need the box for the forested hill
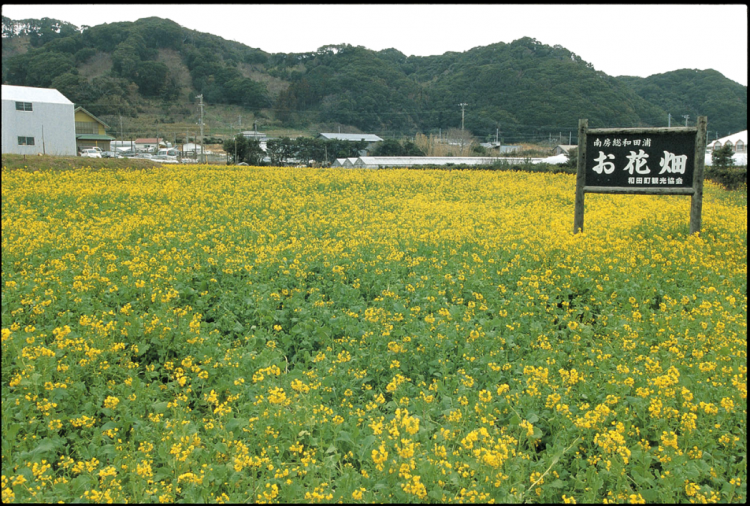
[615,70,747,139]
[2,16,746,140]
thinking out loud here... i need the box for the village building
[134,137,168,152]
[1,84,76,156]
[74,107,115,152]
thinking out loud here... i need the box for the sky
[2,4,748,86]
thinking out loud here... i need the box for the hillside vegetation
[2,16,746,142]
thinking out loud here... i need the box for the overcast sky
[3,4,747,86]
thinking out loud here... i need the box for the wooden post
[690,116,707,235]
[573,119,587,234]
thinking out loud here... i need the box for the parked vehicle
[80,149,102,158]
[101,151,119,158]
[157,148,179,157]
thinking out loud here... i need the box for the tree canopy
[2,16,746,141]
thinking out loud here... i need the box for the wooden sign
[573,116,707,234]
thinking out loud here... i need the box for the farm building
[241,130,268,141]
[340,155,570,169]
[354,156,506,169]
[479,142,522,154]
[553,144,577,156]
[318,133,383,143]
[74,107,115,152]
[1,84,76,156]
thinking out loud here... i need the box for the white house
[134,137,168,152]
[707,130,747,153]
[2,84,76,156]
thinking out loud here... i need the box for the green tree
[50,72,91,104]
[222,135,265,165]
[711,144,735,169]
[133,61,169,97]
[372,139,424,156]
[25,52,76,87]
[266,137,296,165]
[372,139,403,156]
[402,141,425,156]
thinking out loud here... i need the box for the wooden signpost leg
[690,116,707,235]
[573,119,588,234]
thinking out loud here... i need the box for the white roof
[2,84,73,105]
[541,153,570,164]
[319,133,383,142]
[356,156,501,166]
[353,156,552,168]
[707,130,747,148]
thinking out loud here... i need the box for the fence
[179,152,229,164]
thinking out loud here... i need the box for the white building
[2,84,76,156]
[318,133,383,143]
[707,130,747,153]
[353,156,525,169]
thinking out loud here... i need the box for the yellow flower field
[1,165,746,503]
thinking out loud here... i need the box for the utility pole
[458,103,468,132]
[196,94,204,162]
[683,115,689,127]
[119,115,123,142]
[668,113,671,128]
[231,122,237,164]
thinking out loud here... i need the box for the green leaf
[153,401,169,413]
[154,468,172,482]
[336,431,353,445]
[428,489,445,500]
[30,439,57,456]
[4,423,21,442]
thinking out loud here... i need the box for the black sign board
[585,131,696,189]
[573,118,707,235]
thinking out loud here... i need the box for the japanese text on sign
[585,132,695,188]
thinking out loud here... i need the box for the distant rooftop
[241,130,267,138]
[319,133,383,142]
